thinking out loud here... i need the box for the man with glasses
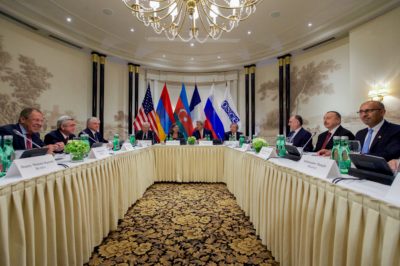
[355,100,400,161]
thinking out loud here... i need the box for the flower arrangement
[252,138,268,153]
[187,136,196,145]
[64,140,90,162]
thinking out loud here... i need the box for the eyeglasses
[357,109,382,114]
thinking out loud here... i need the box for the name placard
[224,141,239,148]
[89,146,111,159]
[199,140,213,146]
[5,154,59,178]
[257,147,277,160]
[299,155,340,179]
[137,140,152,147]
[166,140,180,146]
[121,143,134,151]
[237,144,250,152]
[385,173,400,206]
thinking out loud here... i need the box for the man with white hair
[44,115,76,149]
[79,117,108,146]
[135,122,155,143]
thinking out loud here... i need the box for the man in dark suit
[224,123,243,141]
[79,117,109,146]
[287,115,313,152]
[135,122,155,143]
[0,108,60,152]
[44,116,76,148]
[192,120,213,140]
[315,111,355,152]
[355,101,400,161]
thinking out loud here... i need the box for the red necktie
[321,132,332,150]
[26,134,32,149]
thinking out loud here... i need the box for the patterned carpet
[86,183,278,266]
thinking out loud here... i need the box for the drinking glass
[348,140,361,154]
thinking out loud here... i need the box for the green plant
[64,140,90,154]
[187,136,196,145]
[252,138,268,153]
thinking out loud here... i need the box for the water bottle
[330,136,341,164]
[206,134,210,141]
[239,135,245,148]
[339,136,351,174]
[113,134,120,151]
[2,135,15,173]
[276,135,286,157]
[0,142,5,178]
[130,134,136,146]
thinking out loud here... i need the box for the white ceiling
[0,0,399,71]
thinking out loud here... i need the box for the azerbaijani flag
[173,83,193,138]
[156,83,175,141]
[204,84,225,140]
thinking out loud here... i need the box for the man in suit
[0,107,60,152]
[79,117,108,146]
[315,111,355,153]
[44,116,76,148]
[355,100,400,161]
[224,123,243,141]
[192,120,213,140]
[287,115,313,152]
[135,122,155,143]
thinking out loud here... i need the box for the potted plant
[252,138,268,153]
[187,136,196,145]
[64,140,90,162]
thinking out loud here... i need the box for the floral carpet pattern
[86,183,278,266]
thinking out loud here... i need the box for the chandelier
[122,0,262,43]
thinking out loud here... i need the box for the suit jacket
[79,128,108,147]
[44,129,75,145]
[192,128,213,140]
[135,130,155,143]
[224,131,243,141]
[355,120,400,161]
[288,127,313,152]
[0,123,44,150]
[314,125,355,152]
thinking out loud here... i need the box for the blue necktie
[289,131,295,142]
[362,128,374,154]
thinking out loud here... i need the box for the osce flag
[173,83,193,138]
[220,83,241,131]
[156,83,175,141]
[204,84,225,140]
[189,84,204,128]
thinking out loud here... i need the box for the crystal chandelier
[122,0,262,43]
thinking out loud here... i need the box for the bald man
[355,100,400,161]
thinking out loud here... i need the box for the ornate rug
[86,183,278,265]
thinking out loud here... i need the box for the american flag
[133,84,159,141]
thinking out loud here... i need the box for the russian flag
[204,85,225,140]
[189,84,204,128]
[156,83,175,141]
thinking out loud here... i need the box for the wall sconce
[368,83,389,101]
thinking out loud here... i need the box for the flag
[189,84,204,127]
[220,83,241,131]
[204,84,225,140]
[133,84,160,141]
[156,83,175,141]
[173,83,193,138]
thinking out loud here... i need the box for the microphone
[301,132,316,151]
[12,129,42,148]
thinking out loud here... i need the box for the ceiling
[0,0,399,71]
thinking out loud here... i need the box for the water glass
[348,140,361,154]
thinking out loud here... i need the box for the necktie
[321,132,332,150]
[289,131,295,142]
[362,128,374,154]
[144,133,147,140]
[26,134,32,149]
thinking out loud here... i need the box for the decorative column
[284,54,292,136]
[250,64,256,136]
[134,64,140,117]
[278,57,284,134]
[128,63,134,134]
[244,66,250,136]
[99,54,106,136]
[91,52,99,117]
